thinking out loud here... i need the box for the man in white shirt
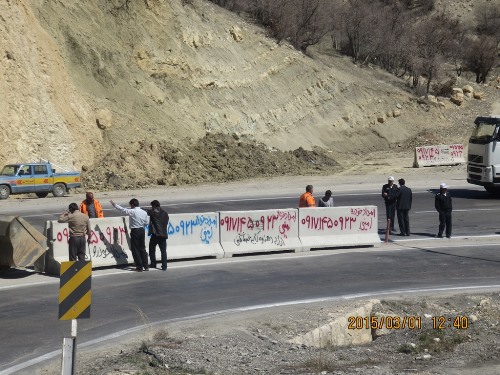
[110,198,149,271]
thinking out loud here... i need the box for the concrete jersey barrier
[298,206,380,251]
[413,144,465,167]
[48,217,132,267]
[40,206,380,272]
[219,209,302,257]
[45,213,224,270]
[153,212,223,260]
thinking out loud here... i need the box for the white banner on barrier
[413,144,465,167]
[50,217,132,266]
[219,209,302,257]
[298,206,380,250]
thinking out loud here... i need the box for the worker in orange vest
[80,192,104,218]
[299,185,316,207]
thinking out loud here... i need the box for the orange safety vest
[80,199,104,218]
[299,192,316,207]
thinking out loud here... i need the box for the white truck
[467,115,500,194]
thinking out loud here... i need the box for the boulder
[450,92,464,106]
[377,114,386,123]
[462,85,474,94]
[473,92,484,100]
[96,108,113,130]
[229,26,243,42]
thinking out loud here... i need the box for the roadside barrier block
[48,217,132,267]
[219,209,302,257]
[414,144,465,167]
[298,206,380,251]
[152,212,223,260]
[45,213,224,270]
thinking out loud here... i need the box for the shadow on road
[0,266,59,280]
[428,188,493,200]
[411,247,500,264]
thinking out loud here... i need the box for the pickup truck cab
[0,162,81,199]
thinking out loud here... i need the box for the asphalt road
[5,185,500,237]
[1,185,500,374]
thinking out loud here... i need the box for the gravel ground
[35,292,500,375]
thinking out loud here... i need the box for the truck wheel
[52,183,66,197]
[0,185,10,200]
[35,192,49,198]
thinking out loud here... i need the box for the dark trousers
[438,210,452,238]
[69,236,86,261]
[385,203,396,231]
[149,235,168,270]
[130,228,148,269]
[397,209,410,235]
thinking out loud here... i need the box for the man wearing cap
[382,176,399,234]
[435,182,452,238]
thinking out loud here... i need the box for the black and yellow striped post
[59,261,92,320]
[59,261,92,375]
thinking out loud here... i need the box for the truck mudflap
[0,215,48,268]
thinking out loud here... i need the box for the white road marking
[2,283,500,375]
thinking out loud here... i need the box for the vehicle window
[469,122,498,144]
[18,165,32,176]
[34,165,48,175]
[0,165,18,176]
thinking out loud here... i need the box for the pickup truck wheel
[52,183,66,197]
[0,185,10,200]
[35,192,49,198]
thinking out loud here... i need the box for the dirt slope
[0,0,498,187]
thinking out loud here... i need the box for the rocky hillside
[1,0,498,189]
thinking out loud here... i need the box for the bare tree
[405,12,461,95]
[339,0,382,63]
[474,3,500,43]
[463,35,498,84]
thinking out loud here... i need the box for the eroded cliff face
[0,0,102,169]
[0,0,496,186]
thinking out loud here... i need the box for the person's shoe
[135,267,143,272]
[406,233,411,236]
[436,234,443,238]
[398,233,405,236]
[149,264,156,268]
[144,267,149,271]
[446,236,451,238]
[161,267,167,271]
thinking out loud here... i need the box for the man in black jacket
[396,178,412,236]
[435,182,452,238]
[146,200,170,270]
[381,176,399,234]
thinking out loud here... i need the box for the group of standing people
[382,177,452,238]
[298,178,452,239]
[58,192,170,272]
[381,176,412,236]
[299,185,334,208]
